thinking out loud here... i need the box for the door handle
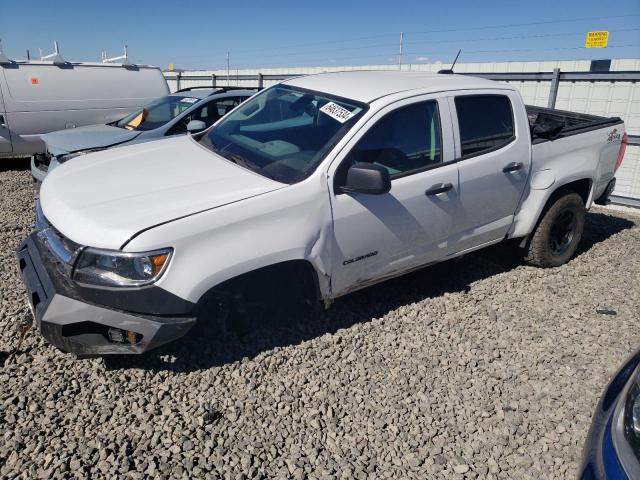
[503,162,523,173]
[425,183,453,196]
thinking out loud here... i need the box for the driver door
[329,95,460,296]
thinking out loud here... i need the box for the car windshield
[199,85,367,183]
[116,95,201,131]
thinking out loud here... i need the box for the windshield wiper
[223,152,251,169]
[221,151,278,181]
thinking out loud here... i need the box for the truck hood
[42,124,142,156]
[40,135,285,249]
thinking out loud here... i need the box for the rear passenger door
[329,96,460,296]
[449,92,530,252]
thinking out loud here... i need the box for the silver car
[31,87,256,182]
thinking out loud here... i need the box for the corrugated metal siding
[616,146,640,199]
[165,59,640,199]
[504,78,640,200]
[553,81,639,200]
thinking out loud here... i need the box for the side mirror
[342,162,391,195]
[532,118,564,140]
[186,120,207,133]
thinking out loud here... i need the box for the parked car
[580,349,640,479]
[31,86,256,182]
[0,59,168,159]
[16,71,628,355]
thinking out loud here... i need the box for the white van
[0,60,169,158]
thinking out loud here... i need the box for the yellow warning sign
[585,31,609,48]
[168,63,175,71]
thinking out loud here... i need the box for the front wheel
[524,192,585,267]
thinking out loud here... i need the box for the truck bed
[526,105,622,143]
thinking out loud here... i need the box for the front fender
[125,178,333,304]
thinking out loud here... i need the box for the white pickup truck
[17,71,628,355]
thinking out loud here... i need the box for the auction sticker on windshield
[181,97,199,104]
[320,102,354,123]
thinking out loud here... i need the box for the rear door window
[455,95,514,158]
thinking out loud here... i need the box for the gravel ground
[1,160,640,479]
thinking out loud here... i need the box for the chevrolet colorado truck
[16,71,628,355]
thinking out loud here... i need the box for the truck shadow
[103,210,636,373]
[0,157,30,172]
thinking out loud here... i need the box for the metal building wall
[164,59,640,200]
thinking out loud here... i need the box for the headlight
[73,247,172,288]
[623,375,640,463]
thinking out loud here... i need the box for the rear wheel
[524,192,585,267]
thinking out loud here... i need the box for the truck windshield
[116,95,201,131]
[200,85,366,183]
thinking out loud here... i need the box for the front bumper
[16,234,196,355]
[30,154,50,183]
[30,153,64,185]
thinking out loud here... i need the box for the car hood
[42,124,142,156]
[40,135,285,249]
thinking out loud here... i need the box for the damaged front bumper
[30,153,52,184]
[16,234,196,355]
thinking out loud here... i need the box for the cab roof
[283,70,511,104]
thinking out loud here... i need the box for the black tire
[524,192,585,267]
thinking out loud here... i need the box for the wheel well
[541,178,591,227]
[198,260,321,309]
[518,178,591,249]
[552,178,592,205]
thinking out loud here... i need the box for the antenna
[437,49,462,75]
[450,49,462,71]
[40,41,66,64]
[0,39,12,64]
[102,44,132,66]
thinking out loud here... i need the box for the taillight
[615,132,628,172]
